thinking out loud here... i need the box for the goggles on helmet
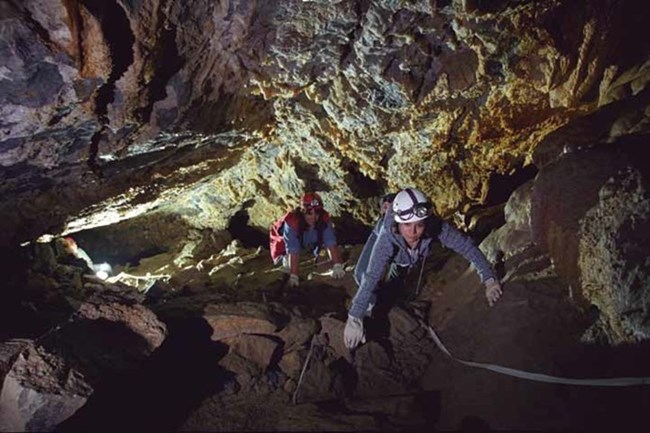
[396,202,431,220]
[302,192,323,212]
[304,198,322,209]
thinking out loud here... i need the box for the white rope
[425,325,650,387]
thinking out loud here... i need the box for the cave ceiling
[1,0,649,246]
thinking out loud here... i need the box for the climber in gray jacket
[344,187,503,349]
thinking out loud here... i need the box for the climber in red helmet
[270,192,345,287]
[61,236,95,271]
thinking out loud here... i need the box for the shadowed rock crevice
[136,22,184,124]
[7,1,56,55]
[227,209,268,249]
[483,162,538,208]
[82,0,134,121]
[57,317,229,432]
[342,157,386,198]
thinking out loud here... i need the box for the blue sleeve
[322,221,337,247]
[353,218,382,285]
[438,222,496,282]
[349,230,394,319]
[283,223,302,254]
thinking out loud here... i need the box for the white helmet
[392,188,432,223]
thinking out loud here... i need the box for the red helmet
[62,237,77,248]
[301,192,324,211]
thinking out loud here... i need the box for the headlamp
[396,202,431,220]
[305,199,321,208]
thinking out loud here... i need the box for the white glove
[288,273,300,287]
[485,278,503,307]
[343,315,366,349]
[331,263,345,279]
[365,302,375,318]
[281,256,291,274]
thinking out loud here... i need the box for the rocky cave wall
[1,0,648,249]
[2,1,650,430]
[1,0,650,337]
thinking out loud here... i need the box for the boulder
[355,341,409,399]
[0,340,92,432]
[530,141,647,305]
[75,301,167,352]
[319,316,351,362]
[278,349,306,379]
[0,280,168,431]
[276,316,319,352]
[293,340,346,404]
[219,351,262,377]
[203,302,290,341]
[221,334,280,374]
[578,166,650,343]
[480,180,535,264]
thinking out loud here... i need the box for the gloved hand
[343,315,366,349]
[288,273,300,287]
[365,301,375,318]
[331,263,345,279]
[281,256,291,274]
[485,277,503,307]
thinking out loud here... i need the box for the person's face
[304,208,319,227]
[398,220,426,246]
[63,240,77,253]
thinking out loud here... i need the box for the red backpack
[269,210,331,263]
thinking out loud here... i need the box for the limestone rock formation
[579,166,650,343]
[1,0,649,247]
[2,0,650,431]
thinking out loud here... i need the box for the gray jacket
[349,207,496,319]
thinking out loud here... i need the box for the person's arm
[289,253,300,275]
[438,222,496,281]
[438,222,502,305]
[322,221,343,266]
[322,221,344,278]
[283,224,302,285]
[349,231,394,319]
[327,245,342,263]
[75,247,95,271]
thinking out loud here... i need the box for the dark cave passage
[83,0,135,121]
[227,209,269,249]
[57,317,230,432]
[484,162,538,207]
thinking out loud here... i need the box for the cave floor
[16,243,650,431]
